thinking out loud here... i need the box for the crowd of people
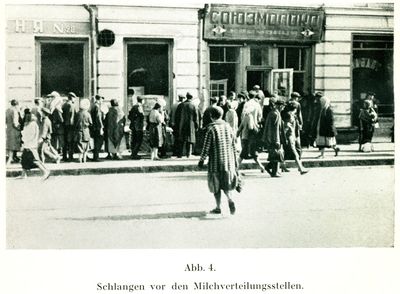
[5,86,379,187]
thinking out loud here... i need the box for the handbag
[268,146,285,163]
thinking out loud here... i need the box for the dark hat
[314,91,324,97]
[95,95,104,100]
[367,91,376,96]
[42,107,51,116]
[11,99,19,106]
[178,94,185,99]
[186,92,193,99]
[291,92,301,98]
[210,96,218,103]
[67,92,77,99]
[110,99,119,107]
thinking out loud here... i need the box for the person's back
[62,101,75,126]
[128,103,144,131]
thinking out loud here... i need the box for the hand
[100,129,104,136]
[198,160,204,168]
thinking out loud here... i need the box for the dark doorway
[247,70,269,93]
[40,42,85,97]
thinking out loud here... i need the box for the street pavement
[5,142,395,177]
[6,165,394,249]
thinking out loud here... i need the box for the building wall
[96,5,206,110]
[5,5,90,108]
[315,6,393,128]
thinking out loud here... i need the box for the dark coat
[62,101,76,127]
[179,100,198,143]
[128,103,144,132]
[318,107,337,137]
[90,103,104,132]
[262,109,284,149]
[51,108,64,135]
[74,110,92,142]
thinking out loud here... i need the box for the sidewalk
[5,143,395,177]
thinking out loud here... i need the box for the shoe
[317,155,324,159]
[271,173,282,178]
[42,170,50,181]
[228,200,236,215]
[209,208,221,214]
[334,147,340,157]
[281,167,290,172]
[260,167,266,173]
[300,170,309,175]
[265,167,273,177]
[105,154,113,160]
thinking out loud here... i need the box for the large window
[37,39,88,98]
[278,47,311,95]
[209,46,240,97]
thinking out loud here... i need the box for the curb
[6,157,394,178]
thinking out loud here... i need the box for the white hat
[79,98,91,110]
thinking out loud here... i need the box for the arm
[199,128,212,162]
[12,109,20,130]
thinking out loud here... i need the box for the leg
[210,190,222,214]
[6,150,13,165]
[223,190,235,215]
[318,147,325,158]
[35,161,50,180]
[15,169,28,179]
[187,143,193,158]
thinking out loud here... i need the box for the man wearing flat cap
[62,92,77,161]
[262,96,286,177]
[179,92,199,158]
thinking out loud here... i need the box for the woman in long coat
[359,99,378,152]
[198,106,238,215]
[6,99,22,165]
[50,96,64,154]
[316,96,340,158]
[105,99,126,160]
[74,99,93,163]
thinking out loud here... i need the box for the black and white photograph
[1,0,398,293]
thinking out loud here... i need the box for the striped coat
[200,119,238,193]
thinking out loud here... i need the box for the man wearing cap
[62,92,77,161]
[170,94,185,156]
[202,96,219,129]
[262,96,286,177]
[39,107,61,164]
[179,92,199,158]
[90,95,105,161]
[128,96,144,160]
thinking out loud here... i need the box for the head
[80,99,91,111]
[34,98,44,107]
[290,92,301,101]
[228,91,236,101]
[210,96,218,105]
[238,90,249,102]
[210,106,223,121]
[248,90,257,100]
[186,92,193,100]
[320,96,330,109]
[110,99,119,107]
[94,95,104,104]
[137,96,143,104]
[11,99,19,107]
[128,88,135,97]
[286,101,297,113]
[363,99,373,109]
[270,95,285,110]
[67,92,77,102]
[366,91,375,100]
[219,95,227,105]
[314,92,324,100]
[153,103,161,110]
[253,85,261,92]
[178,94,185,102]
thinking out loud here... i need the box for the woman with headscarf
[316,96,340,158]
[50,96,64,154]
[359,99,378,152]
[19,111,50,180]
[148,103,164,160]
[74,99,93,163]
[198,106,238,215]
[6,99,22,165]
[105,99,126,160]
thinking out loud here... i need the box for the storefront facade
[5,3,393,132]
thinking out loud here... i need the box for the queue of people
[6,86,379,187]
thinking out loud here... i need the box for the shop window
[38,40,88,98]
[210,79,228,98]
[278,47,311,95]
[209,46,239,95]
[127,43,169,96]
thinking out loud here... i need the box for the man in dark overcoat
[179,92,199,158]
[62,92,77,161]
[90,95,105,161]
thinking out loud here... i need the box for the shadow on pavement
[56,210,228,221]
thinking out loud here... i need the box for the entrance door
[247,70,267,91]
[270,69,293,100]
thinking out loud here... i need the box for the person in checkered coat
[198,106,238,215]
